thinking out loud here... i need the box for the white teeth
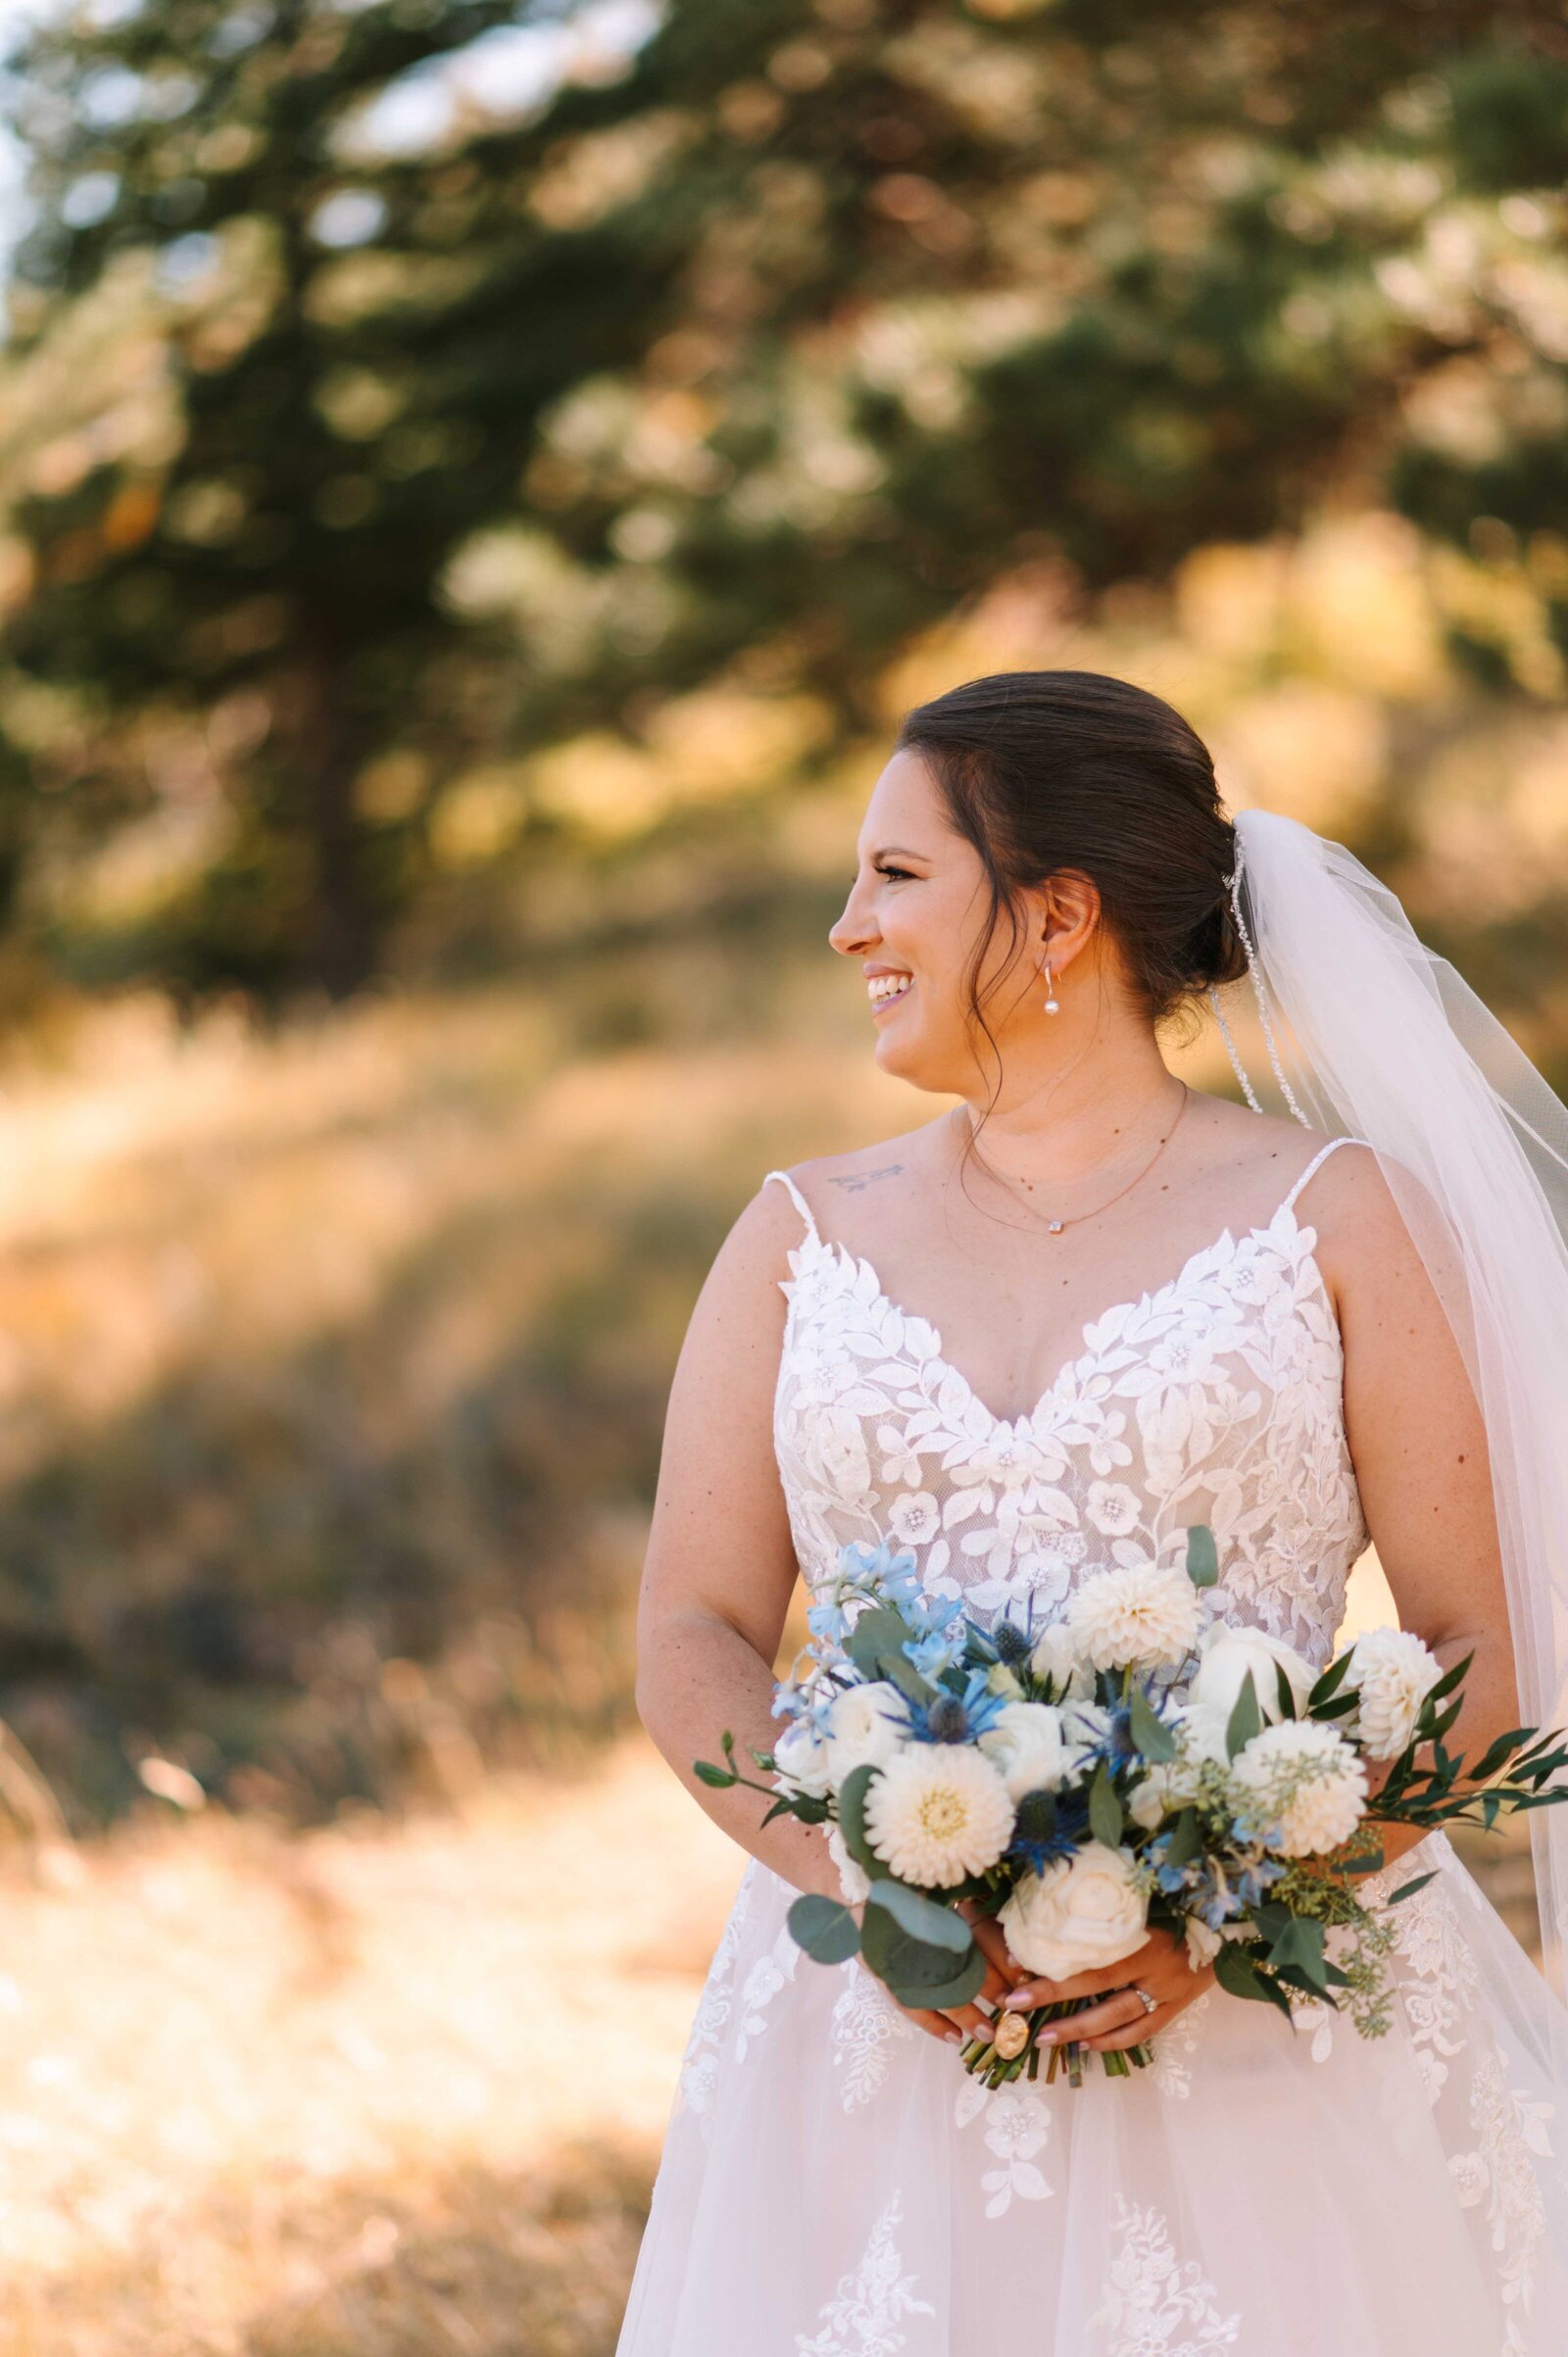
[868,974,912,1005]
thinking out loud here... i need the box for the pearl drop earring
[1043,960,1059,1015]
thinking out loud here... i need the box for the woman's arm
[633,1177,849,1904]
[1314,1143,1522,1870]
[636,1172,1020,2047]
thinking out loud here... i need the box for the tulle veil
[1208,808,1568,2086]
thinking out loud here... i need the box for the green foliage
[1185,1525,1219,1590]
[1,4,1566,1002]
[787,1892,860,1964]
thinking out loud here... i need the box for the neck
[952,1019,1184,1189]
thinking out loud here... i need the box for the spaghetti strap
[762,1167,821,1246]
[1276,1133,1371,1220]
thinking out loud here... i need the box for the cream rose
[1189,1623,1316,1728]
[998,1841,1150,1980]
[979,1701,1086,1801]
[771,1714,832,1800]
[822,1681,910,1790]
[1029,1619,1093,1698]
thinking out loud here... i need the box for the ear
[1031,869,1102,976]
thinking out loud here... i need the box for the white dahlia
[863,1745,1015,1887]
[1065,1558,1201,1674]
[1232,1720,1369,1858]
[1340,1627,1444,1759]
[822,1681,910,1790]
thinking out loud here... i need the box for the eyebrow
[861,844,929,862]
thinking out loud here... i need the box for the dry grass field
[0,1735,744,2357]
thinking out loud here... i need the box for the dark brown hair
[896,669,1247,1077]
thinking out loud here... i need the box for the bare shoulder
[763,1116,950,1227]
[1288,1135,1460,1326]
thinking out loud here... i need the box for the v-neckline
[787,1203,1334,1435]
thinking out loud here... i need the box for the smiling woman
[619,668,1568,2357]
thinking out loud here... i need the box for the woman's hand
[996,1923,1215,2052]
[855,1894,1029,2049]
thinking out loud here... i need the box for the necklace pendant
[1047,1218,1064,1235]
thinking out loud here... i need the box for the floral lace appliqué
[952,2076,1054,2217]
[674,1862,755,2131]
[769,1176,1369,1664]
[1091,2194,1242,2353]
[831,1958,915,2112]
[795,2188,936,2356]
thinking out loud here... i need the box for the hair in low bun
[895,669,1247,1041]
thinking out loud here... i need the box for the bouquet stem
[959,1993,1152,2089]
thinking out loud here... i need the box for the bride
[615,669,1568,2354]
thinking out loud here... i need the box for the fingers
[1043,1985,1155,2045]
[968,1913,1027,1988]
[1000,1959,1130,2012]
[1081,2007,1170,2052]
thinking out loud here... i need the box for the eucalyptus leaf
[885,1942,987,2012]
[1386,1870,1440,1904]
[787,1893,861,1964]
[846,1608,915,1678]
[865,1879,972,1953]
[860,1906,972,1992]
[835,1764,888,1879]
[1185,1524,1220,1590]
[877,1650,935,1706]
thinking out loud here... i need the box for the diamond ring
[1131,1986,1158,2017]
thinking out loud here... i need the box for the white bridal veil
[1209,808,1568,2082]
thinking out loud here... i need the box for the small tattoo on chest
[830,1162,906,1195]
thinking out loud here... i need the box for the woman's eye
[875,863,913,882]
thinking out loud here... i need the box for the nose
[829,875,878,958]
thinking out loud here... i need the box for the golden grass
[0,1736,743,2356]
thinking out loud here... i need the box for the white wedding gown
[615,1138,1568,2355]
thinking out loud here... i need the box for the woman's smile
[867,968,914,1015]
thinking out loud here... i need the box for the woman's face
[829,749,1071,1094]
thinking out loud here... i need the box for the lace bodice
[764,1137,1371,1666]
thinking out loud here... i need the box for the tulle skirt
[614,1831,1568,2355]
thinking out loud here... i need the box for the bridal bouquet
[696,1528,1568,2089]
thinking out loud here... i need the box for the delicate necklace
[957,1079,1191,1235]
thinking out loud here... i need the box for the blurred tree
[1,0,1566,1001]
